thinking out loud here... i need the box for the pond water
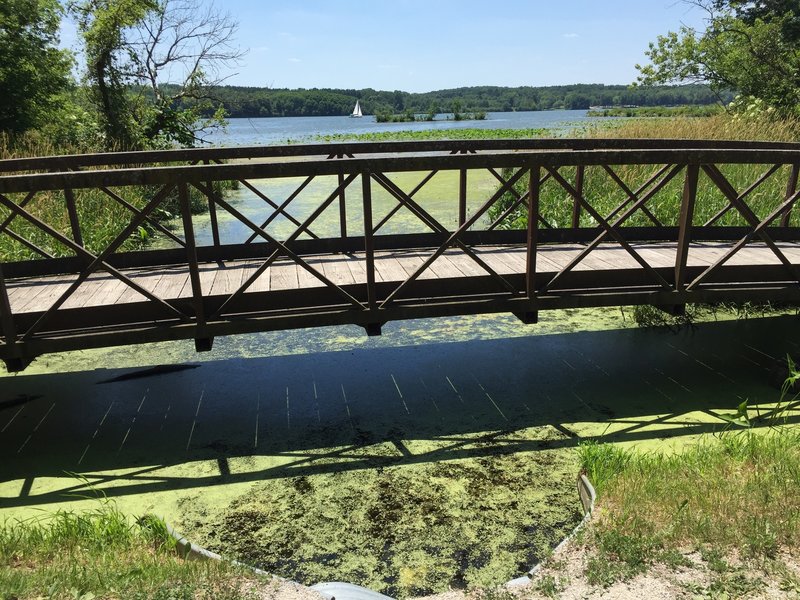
[202,109,597,146]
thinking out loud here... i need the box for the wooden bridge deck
[6,241,800,315]
[2,138,800,370]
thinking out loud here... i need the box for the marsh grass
[0,501,260,599]
[0,135,219,262]
[491,114,800,230]
[577,362,800,588]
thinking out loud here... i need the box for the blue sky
[62,1,708,92]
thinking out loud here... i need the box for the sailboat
[350,100,363,118]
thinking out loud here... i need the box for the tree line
[196,84,727,119]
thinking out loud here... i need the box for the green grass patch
[0,501,263,599]
[576,369,800,587]
[314,127,548,143]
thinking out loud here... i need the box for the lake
[203,109,599,146]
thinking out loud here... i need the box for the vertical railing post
[458,168,468,226]
[675,164,699,292]
[64,187,84,247]
[516,164,540,325]
[780,163,799,227]
[362,169,380,336]
[204,160,221,248]
[0,265,18,356]
[179,182,212,352]
[571,165,585,229]
[338,166,348,240]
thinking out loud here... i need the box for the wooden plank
[209,262,245,296]
[152,266,190,301]
[320,254,357,285]
[238,259,271,293]
[393,251,437,280]
[63,273,118,309]
[296,256,326,289]
[374,255,410,283]
[88,277,129,307]
[21,277,78,313]
[430,252,473,278]
[270,260,299,290]
[6,276,70,313]
[441,251,488,277]
[777,243,800,262]
[177,263,216,300]
[342,253,381,284]
[469,248,518,276]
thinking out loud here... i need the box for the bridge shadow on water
[1,315,799,511]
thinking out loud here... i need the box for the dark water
[203,109,598,146]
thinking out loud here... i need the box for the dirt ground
[411,538,800,600]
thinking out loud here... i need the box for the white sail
[351,100,363,118]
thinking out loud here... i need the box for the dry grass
[583,112,800,142]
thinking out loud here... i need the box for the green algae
[183,428,580,598]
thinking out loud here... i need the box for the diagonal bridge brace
[379,167,529,309]
[197,175,365,319]
[0,191,55,259]
[241,175,319,243]
[373,170,438,234]
[0,185,190,340]
[702,164,782,227]
[372,172,518,296]
[686,164,800,290]
[486,167,554,230]
[600,164,667,226]
[544,165,680,292]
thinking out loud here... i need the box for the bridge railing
[0,139,799,368]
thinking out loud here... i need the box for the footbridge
[1,138,799,371]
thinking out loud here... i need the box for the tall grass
[0,135,217,262]
[491,114,800,230]
[575,360,800,589]
[0,501,259,599]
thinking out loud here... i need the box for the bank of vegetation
[0,503,271,599]
[587,104,723,118]
[552,364,800,597]
[194,83,725,119]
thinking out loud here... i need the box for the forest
[197,83,729,119]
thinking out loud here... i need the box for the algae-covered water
[190,434,578,597]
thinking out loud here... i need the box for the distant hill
[184,84,730,118]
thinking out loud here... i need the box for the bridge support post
[364,323,382,336]
[64,186,84,247]
[194,338,214,352]
[459,168,467,226]
[0,264,26,370]
[3,357,32,372]
[672,164,699,316]
[571,165,584,229]
[204,160,221,249]
[523,163,540,322]
[179,183,213,355]
[781,163,799,227]
[514,311,538,325]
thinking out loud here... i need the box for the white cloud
[563,33,580,38]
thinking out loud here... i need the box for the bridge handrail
[2,145,800,195]
[1,137,800,175]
